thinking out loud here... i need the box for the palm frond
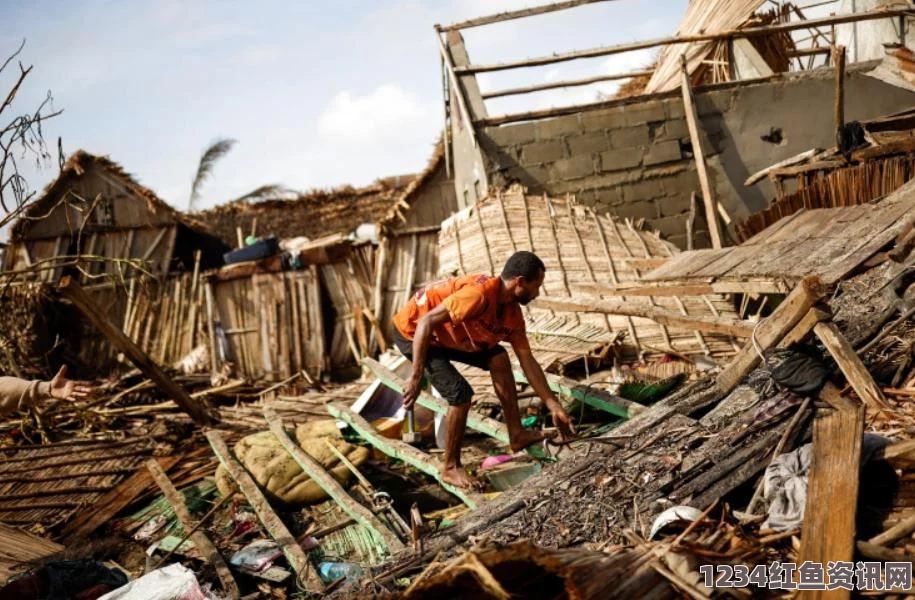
[188,138,236,211]
[231,184,296,204]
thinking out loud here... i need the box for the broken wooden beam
[145,459,239,600]
[534,296,754,337]
[60,456,181,544]
[798,382,864,600]
[681,54,723,249]
[513,370,645,419]
[814,321,891,410]
[777,306,832,349]
[362,358,510,444]
[205,430,324,593]
[326,403,485,509]
[263,407,405,555]
[717,276,829,394]
[58,276,212,425]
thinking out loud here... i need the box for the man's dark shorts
[393,328,507,406]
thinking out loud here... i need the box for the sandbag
[216,419,369,506]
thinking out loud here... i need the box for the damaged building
[6,1,915,599]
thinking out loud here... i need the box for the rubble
[6,2,915,599]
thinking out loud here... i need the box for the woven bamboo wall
[439,188,740,361]
[320,244,378,369]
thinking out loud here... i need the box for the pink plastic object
[481,455,514,471]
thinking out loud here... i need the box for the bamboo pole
[455,7,911,74]
[482,70,653,99]
[437,0,615,31]
[326,403,484,509]
[833,45,846,136]
[681,54,723,249]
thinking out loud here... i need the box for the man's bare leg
[489,351,549,452]
[441,401,480,490]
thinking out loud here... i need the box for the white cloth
[761,434,891,531]
[98,564,217,600]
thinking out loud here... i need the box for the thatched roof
[439,186,742,362]
[13,150,211,239]
[378,140,445,234]
[194,174,417,247]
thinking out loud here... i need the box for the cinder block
[581,106,627,131]
[600,147,643,171]
[594,187,626,208]
[567,132,610,156]
[651,214,690,237]
[658,195,690,217]
[665,100,686,121]
[622,100,666,126]
[535,114,582,139]
[485,122,536,147]
[644,140,683,166]
[611,200,659,221]
[610,125,650,149]
[660,170,700,196]
[653,119,690,142]
[622,178,665,202]
[522,140,566,165]
[550,155,595,180]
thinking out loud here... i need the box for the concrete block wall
[478,67,915,250]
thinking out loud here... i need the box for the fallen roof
[438,186,742,361]
[642,176,915,292]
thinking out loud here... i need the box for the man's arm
[0,365,93,417]
[514,345,576,440]
[402,304,452,409]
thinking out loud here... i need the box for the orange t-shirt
[393,274,530,353]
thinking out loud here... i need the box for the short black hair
[501,251,545,281]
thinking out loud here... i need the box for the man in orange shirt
[393,251,575,490]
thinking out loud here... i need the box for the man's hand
[402,373,422,409]
[49,365,94,402]
[546,399,576,441]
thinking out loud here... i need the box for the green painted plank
[263,407,404,556]
[326,403,484,509]
[512,370,645,419]
[362,358,510,444]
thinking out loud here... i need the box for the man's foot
[509,428,554,453]
[441,465,483,491]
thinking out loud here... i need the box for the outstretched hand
[49,365,94,402]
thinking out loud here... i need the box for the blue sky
[3,0,689,212]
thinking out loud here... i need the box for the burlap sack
[216,419,369,506]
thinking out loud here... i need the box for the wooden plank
[574,279,788,296]
[205,431,324,593]
[459,6,911,77]
[798,384,864,600]
[145,460,239,600]
[814,321,891,410]
[361,358,510,444]
[326,403,485,509]
[739,208,807,246]
[535,296,755,337]
[58,276,212,425]
[641,249,729,281]
[681,54,722,249]
[717,276,828,394]
[262,407,404,555]
[513,370,645,419]
[60,456,180,544]
[777,306,832,348]
[437,0,614,31]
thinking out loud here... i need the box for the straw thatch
[196,175,417,247]
[439,187,741,362]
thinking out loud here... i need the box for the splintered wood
[439,189,741,361]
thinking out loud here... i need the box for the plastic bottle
[318,561,363,583]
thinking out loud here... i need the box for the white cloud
[318,84,428,141]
